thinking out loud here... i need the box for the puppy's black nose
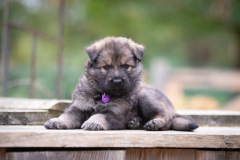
[113,79,122,85]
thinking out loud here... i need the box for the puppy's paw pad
[128,118,140,129]
[144,119,162,131]
[44,118,67,129]
[81,121,104,131]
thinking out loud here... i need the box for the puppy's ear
[133,44,145,62]
[128,40,145,62]
[85,45,100,61]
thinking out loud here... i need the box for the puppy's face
[85,37,145,95]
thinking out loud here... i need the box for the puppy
[44,37,199,131]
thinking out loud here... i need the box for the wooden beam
[0,126,240,149]
[0,110,62,125]
[1,98,240,126]
[0,98,71,110]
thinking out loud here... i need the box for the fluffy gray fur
[44,37,199,131]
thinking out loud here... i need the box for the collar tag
[102,93,110,103]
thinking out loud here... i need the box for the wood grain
[0,110,62,125]
[7,150,126,160]
[224,135,240,148]
[0,97,71,111]
[126,149,195,160]
[196,150,240,160]
[224,152,240,160]
[0,126,240,148]
[0,149,6,160]
[2,98,240,126]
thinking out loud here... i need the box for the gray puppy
[44,37,199,131]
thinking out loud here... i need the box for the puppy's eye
[123,64,129,69]
[103,65,110,70]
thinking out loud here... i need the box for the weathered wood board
[1,98,240,126]
[1,109,240,126]
[126,149,196,160]
[0,149,6,160]
[4,149,240,160]
[196,150,240,160]
[0,126,240,149]
[178,110,240,126]
[0,97,71,111]
[6,150,126,160]
[0,110,62,125]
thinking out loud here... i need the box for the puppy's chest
[92,94,137,112]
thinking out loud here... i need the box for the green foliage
[0,0,239,99]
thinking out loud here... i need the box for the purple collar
[102,93,110,103]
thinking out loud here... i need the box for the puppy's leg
[138,87,198,131]
[138,88,174,131]
[81,113,127,130]
[81,102,131,130]
[44,106,85,129]
[81,114,108,130]
[144,116,171,131]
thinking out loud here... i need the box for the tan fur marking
[114,66,119,77]
[96,50,113,68]
[120,52,135,66]
[127,66,132,72]
[100,68,107,74]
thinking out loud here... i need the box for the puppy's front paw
[81,121,104,131]
[128,118,140,129]
[44,118,67,129]
[144,119,163,131]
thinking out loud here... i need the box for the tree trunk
[236,27,240,69]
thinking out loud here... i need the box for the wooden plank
[1,109,240,126]
[126,149,195,160]
[177,110,240,116]
[0,97,71,111]
[1,97,240,126]
[0,110,62,125]
[224,135,240,149]
[177,110,240,126]
[225,152,240,160]
[196,150,240,160]
[0,126,240,148]
[196,150,224,160]
[0,149,6,160]
[7,150,126,160]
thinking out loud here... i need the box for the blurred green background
[0,0,240,110]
